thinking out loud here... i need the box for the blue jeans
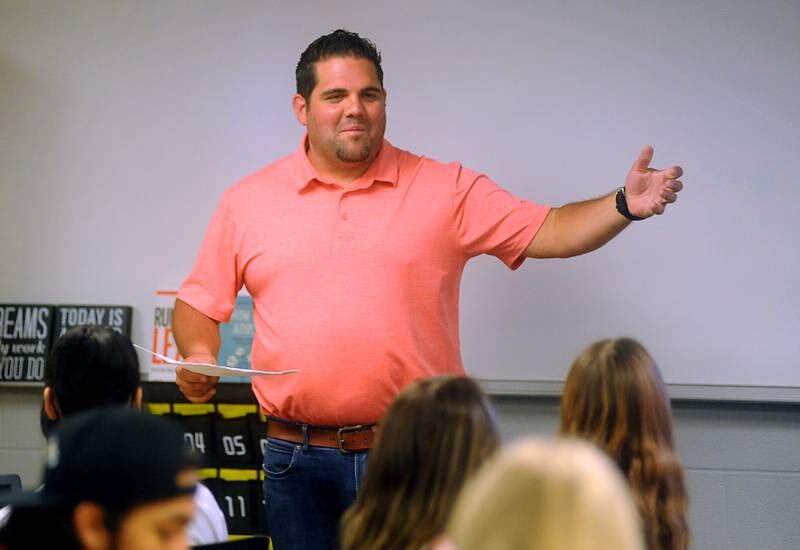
[262,436,369,550]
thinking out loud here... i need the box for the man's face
[294,56,387,171]
[113,495,195,550]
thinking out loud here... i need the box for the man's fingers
[184,388,216,403]
[175,365,218,402]
[660,191,678,203]
[667,179,683,192]
[176,377,217,401]
[177,377,215,392]
[665,165,683,179]
[632,145,654,172]
[177,365,213,384]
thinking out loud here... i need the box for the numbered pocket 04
[184,431,208,454]
[262,438,299,477]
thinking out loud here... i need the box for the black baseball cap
[4,406,200,510]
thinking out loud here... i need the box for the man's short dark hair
[44,325,140,418]
[296,29,384,100]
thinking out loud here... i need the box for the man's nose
[343,94,366,116]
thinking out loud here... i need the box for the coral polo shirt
[178,138,550,425]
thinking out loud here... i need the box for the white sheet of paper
[133,344,298,377]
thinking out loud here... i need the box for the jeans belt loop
[301,424,309,451]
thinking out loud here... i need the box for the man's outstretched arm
[172,298,221,403]
[525,145,683,259]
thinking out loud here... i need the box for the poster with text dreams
[0,304,54,385]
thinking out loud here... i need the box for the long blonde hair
[560,338,689,550]
[340,376,500,550]
[447,438,644,550]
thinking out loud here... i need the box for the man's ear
[73,502,112,550]
[292,93,308,126]
[43,386,60,421]
[132,387,143,410]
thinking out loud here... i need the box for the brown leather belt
[266,417,377,453]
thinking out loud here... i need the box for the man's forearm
[172,298,221,360]
[526,192,629,259]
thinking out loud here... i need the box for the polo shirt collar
[294,135,399,191]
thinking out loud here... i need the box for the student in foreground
[0,407,201,550]
[340,376,500,550]
[14,325,227,545]
[560,337,690,550]
[442,438,644,550]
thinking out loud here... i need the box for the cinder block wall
[493,396,800,550]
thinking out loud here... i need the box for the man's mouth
[340,126,366,134]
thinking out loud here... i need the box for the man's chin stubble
[336,145,371,163]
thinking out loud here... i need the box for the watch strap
[615,187,645,221]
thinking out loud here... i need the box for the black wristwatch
[615,187,645,221]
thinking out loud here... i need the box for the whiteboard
[1,0,798,399]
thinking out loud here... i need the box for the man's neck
[307,146,376,188]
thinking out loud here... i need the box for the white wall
[2,1,799,391]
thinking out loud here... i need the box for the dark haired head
[296,29,384,100]
[43,326,140,431]
[3,407,200,550]
[341,376,500,550]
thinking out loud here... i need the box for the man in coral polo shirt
[173,30,684,549]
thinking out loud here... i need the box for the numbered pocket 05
[263,438,299,478]
[221,434,248,457]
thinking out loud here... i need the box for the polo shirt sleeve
[177,190,243,323]
[453,167,551,270]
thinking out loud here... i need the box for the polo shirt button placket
[336,191,354,241]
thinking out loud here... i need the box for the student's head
[445,438,644,550]
[340,375,500,550]
[42,326,141,434]
[4,407,200,550]
[560,337,689,550]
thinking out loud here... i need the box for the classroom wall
[2,0,799,391]
[2,387,798,549]
[1,3,798,547]
[493,396,800,550]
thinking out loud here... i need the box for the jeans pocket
[262,438,299,478]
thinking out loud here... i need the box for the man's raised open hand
[624,145,684,218]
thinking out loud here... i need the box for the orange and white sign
[147,290,182,381]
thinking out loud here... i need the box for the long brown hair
[560,338,689,550]
[340,375,500,550]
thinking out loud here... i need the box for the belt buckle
[336,425,364,454]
